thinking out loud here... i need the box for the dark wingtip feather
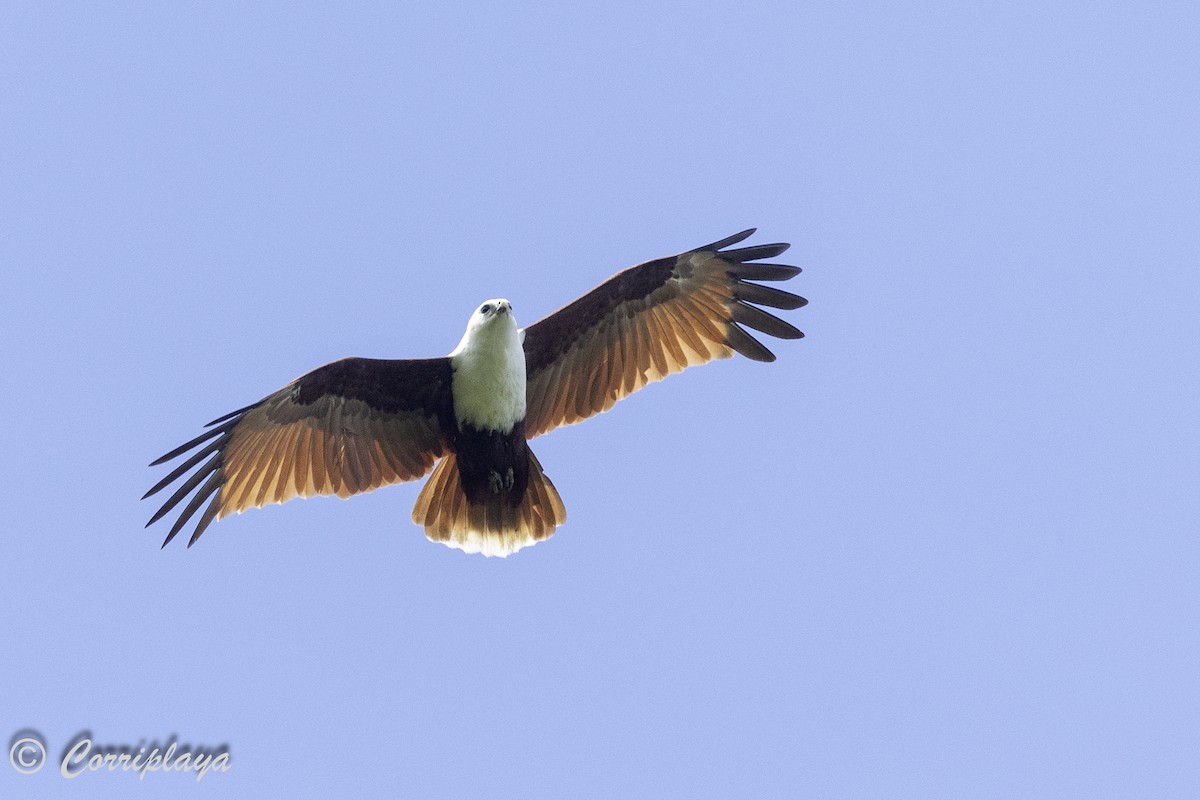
[144,455,218,528]
[728,263,801,282]
[697,229,757,252]
[161,471,222,548]
[731,302,805,340]
[149,420,236,466]
[143,435,228,500]
[205,402,257,428]
[734,282,808,310]
[187,502,222,547]
[720,242,791,262]
[725,323,777,362]
[145,500,176,529]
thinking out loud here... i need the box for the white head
[450,299,520,356]
[449,298,528,430]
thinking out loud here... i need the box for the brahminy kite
[145,229,806,556]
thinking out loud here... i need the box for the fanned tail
[411,449,566,557]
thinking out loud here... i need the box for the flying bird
[145,229,806,556]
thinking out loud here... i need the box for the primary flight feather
[145,229,806,556]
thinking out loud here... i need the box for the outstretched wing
[521,229,805,438]
[145,357,454,547]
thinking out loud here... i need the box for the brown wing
[145,357,454,547]
[521,229,805,438]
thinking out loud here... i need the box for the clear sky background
[2,2,1198,798]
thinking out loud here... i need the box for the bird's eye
[480,303,493,314]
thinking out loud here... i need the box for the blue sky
[2,1,1198,797]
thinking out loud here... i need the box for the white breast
[449,307,527,432]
